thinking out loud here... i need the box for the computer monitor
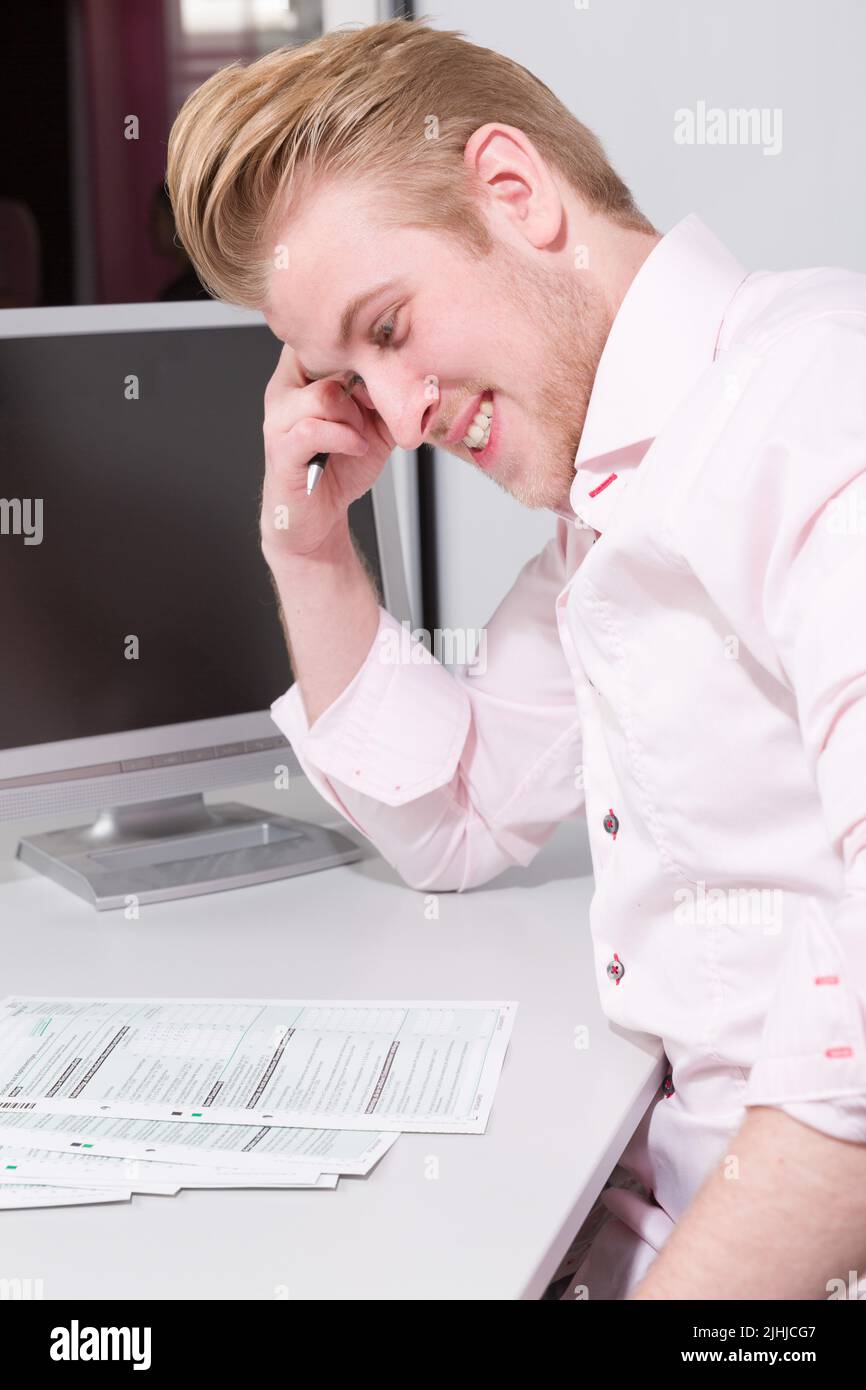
[0,302,412,909]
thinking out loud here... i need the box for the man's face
[264,179,612,511]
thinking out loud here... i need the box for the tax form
[0,1183,132,1209]
[0,996,517,1133]
[0,1151,180,1194]
[0,1109,397,1174]
[0,1144,339,1192]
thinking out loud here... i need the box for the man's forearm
[630,1105,866,1299]
[265,519,380,726]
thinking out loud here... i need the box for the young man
[167,19,866,1299]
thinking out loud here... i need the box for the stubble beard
[483,244,612,512]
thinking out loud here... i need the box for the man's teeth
[462,397,493,450]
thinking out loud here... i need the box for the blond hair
[166,16,653,308]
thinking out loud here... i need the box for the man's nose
[365,376,438,452]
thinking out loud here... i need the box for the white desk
[0,781,664,1300]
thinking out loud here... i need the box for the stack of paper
[0,996,517,1208]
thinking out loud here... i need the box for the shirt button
[662,1074,675,1098]
[603,808,619,837]
[606,953,625,984]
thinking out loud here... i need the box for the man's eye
[373,311,400,348]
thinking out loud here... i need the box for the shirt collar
[560,213,750,532]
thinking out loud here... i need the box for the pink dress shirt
[270,214,866,1295]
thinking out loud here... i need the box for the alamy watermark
[378,621,488,674]
[674,102,783,157]
[824,490,866,535]
[674,880,783,934]
[0,1275,44,1299]
[0,497,43,545]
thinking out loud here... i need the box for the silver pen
[306,451,328,495]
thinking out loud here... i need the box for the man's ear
[463,122,564,250]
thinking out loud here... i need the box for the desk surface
[0,781,664,1300]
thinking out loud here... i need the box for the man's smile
[444,389,498,468]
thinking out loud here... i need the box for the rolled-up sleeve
[724,316,866,1140]
[269,521,586,891]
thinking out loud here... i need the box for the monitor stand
[16,793,364,911]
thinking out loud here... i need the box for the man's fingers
[264,342,308,402]
[264,416,370,475]
[266,375,367,438]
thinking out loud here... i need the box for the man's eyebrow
[297,279,403,381]
[338,278,402,347]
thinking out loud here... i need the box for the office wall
[424,0,866,632]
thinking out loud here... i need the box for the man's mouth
[441,389,498,467]
[461,389,494,451]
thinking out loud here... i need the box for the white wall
[424,0,866,631]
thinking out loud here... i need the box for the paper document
[0,1144,333,1192]
[0,1107,397,1174]
[0,1183,131,1209]
[0,997,517,1133]
[171,1172,339,1190]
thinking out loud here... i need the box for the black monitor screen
[0,324,382,750]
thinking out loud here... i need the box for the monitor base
[16,793,364,911]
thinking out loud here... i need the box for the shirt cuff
[269,607,471,817]
[742,894,866,1143]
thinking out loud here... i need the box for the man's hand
[630,1105,866,1299]
[260,343,395,562]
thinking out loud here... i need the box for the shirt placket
[556,566,627,995]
